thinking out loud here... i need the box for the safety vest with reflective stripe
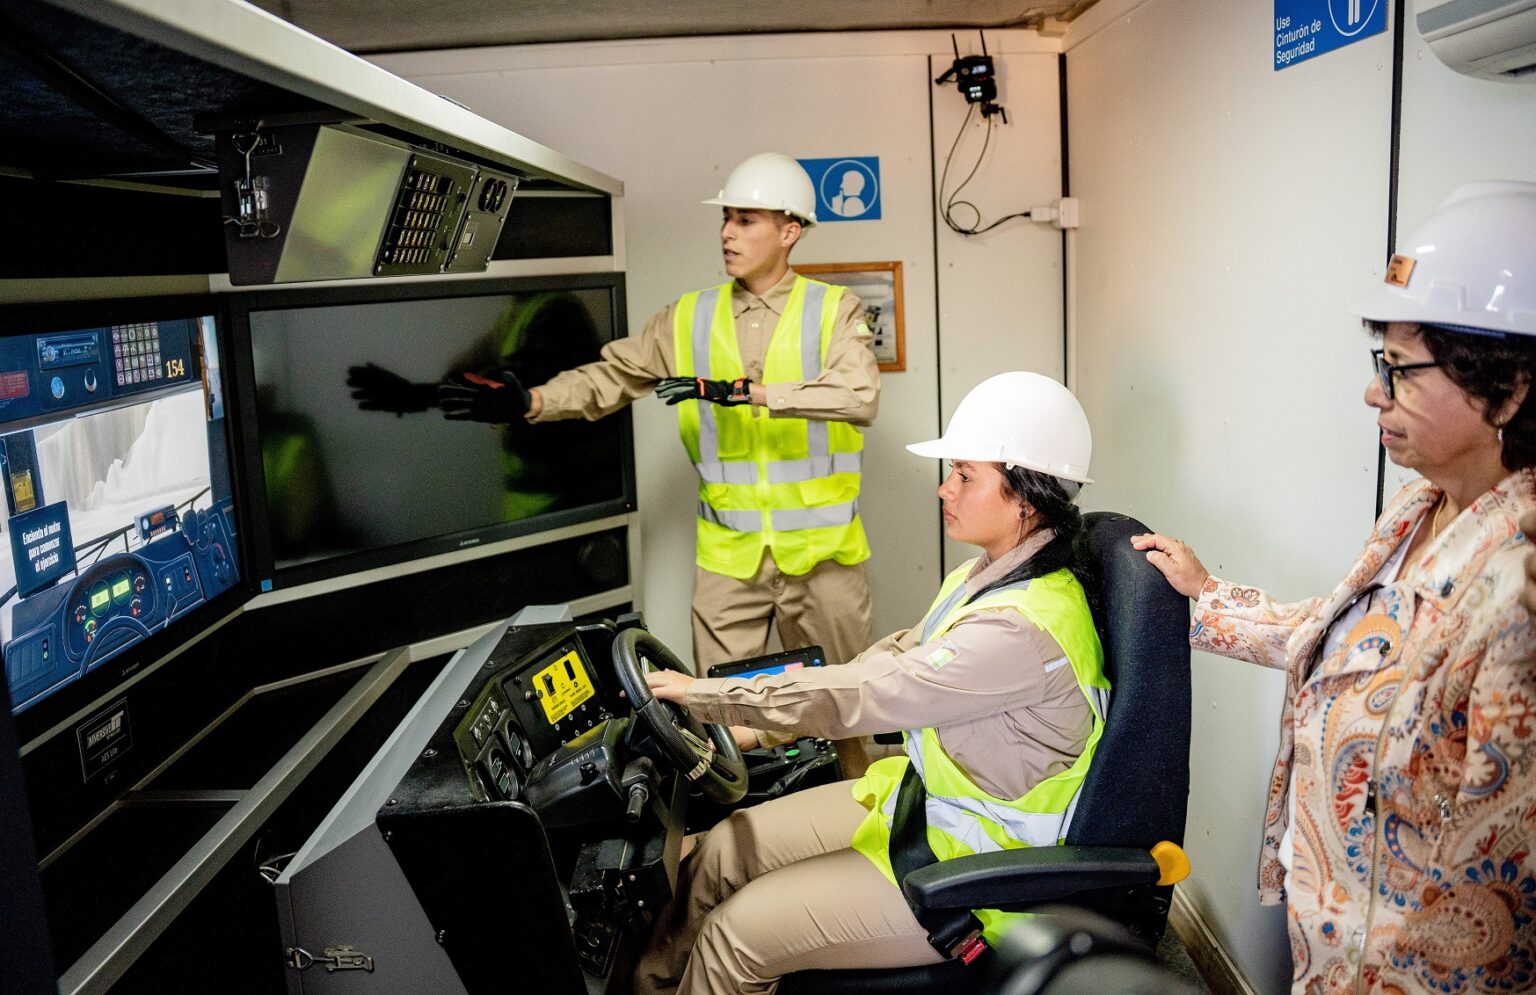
[848,559,1109,943]
[672,276,869,578]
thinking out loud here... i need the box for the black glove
[437,368,534,423]
[347,362,437,416]
[655,377,753,406]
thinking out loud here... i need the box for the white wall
[931,47,1069,570]
[1382,26,1536,498]
[1065,1,1536,991]
[1065,2,1391,991]
[373,31,1066,662]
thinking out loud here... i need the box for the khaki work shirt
[532,269,879,425]
[686,532,1094,800]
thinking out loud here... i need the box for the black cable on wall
[928,54,948,575]
[1059,52,1071,388]
[1377,0,1408,517]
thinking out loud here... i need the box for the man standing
[441,153,880,773]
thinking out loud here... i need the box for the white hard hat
[702,153,818,227]
[1348,180,1536,337]
[907,372,1093,484]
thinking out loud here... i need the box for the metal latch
[286,945,375,972]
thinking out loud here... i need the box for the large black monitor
[230,274,633,591]
[0,297,244,719]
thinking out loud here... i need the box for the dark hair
[973,465,1090,601]
[1367,320,1536,470]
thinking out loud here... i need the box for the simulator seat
[779,511,1193,995]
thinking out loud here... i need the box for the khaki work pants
[691,557,874,773]
[633,780,942,995]
[690,557,872,670]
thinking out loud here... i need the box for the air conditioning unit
[1416,0,1536,81]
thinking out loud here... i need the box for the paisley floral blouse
[1191,470,1536,994]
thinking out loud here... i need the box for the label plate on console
[534,649,595,725]
[76,697,133,782]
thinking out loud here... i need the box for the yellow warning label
[11,470,34,513]
[535,649,595,724]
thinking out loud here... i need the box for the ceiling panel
[253,0,1098,54]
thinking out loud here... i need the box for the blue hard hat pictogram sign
[798,156,881,222]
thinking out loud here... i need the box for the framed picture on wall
[791,261,905,373]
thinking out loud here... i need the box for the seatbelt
[888,762,990,964]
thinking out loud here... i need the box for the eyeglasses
[1306,583,1383,681]
[1371,349,1441,400]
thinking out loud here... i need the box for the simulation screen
[247,287,624,573]
[1,315,241,713]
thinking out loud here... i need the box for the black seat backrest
[1065,512,1192,850]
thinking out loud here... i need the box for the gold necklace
[1431,495,1448,539]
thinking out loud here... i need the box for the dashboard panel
[454,636,612,804]
[5,496,240,704]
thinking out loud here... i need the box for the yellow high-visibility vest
[672,276,869,578]
[849,559,1109,942]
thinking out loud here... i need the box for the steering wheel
[611,628,748,804]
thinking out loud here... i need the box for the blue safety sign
[798,157,882,222]
[1274,0,1386,71]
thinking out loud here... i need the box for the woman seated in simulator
[1133,181,1536,995]
[638,371,1109,995]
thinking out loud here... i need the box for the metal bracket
[285,944,375,972]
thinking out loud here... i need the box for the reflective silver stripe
[904,730,1077,850]
[920,578,1033,643]
[939,787,1076,848]
[1089,686,1110,722]
[919,586,970,643]
[693,287,722,465]
[694,461,758,485]
[807,419,830,464]
[697,502,760,533]
[799,282,832,470]
[799,281,828,379]
[765,451,862,484]
[771,502,857,531]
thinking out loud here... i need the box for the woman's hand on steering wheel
[611,628,749,804]
[644,669,695,704]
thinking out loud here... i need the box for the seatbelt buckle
[949,929,988,965]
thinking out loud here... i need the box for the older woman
[635,372,1107,995]
[1134,181,1536,995]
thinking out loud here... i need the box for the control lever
[621,756,658,823]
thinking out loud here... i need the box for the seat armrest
[901,846,1161,911]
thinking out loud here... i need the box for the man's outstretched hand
[655,377,753,406]
[347,363,438,416]
[437,369,534,424]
